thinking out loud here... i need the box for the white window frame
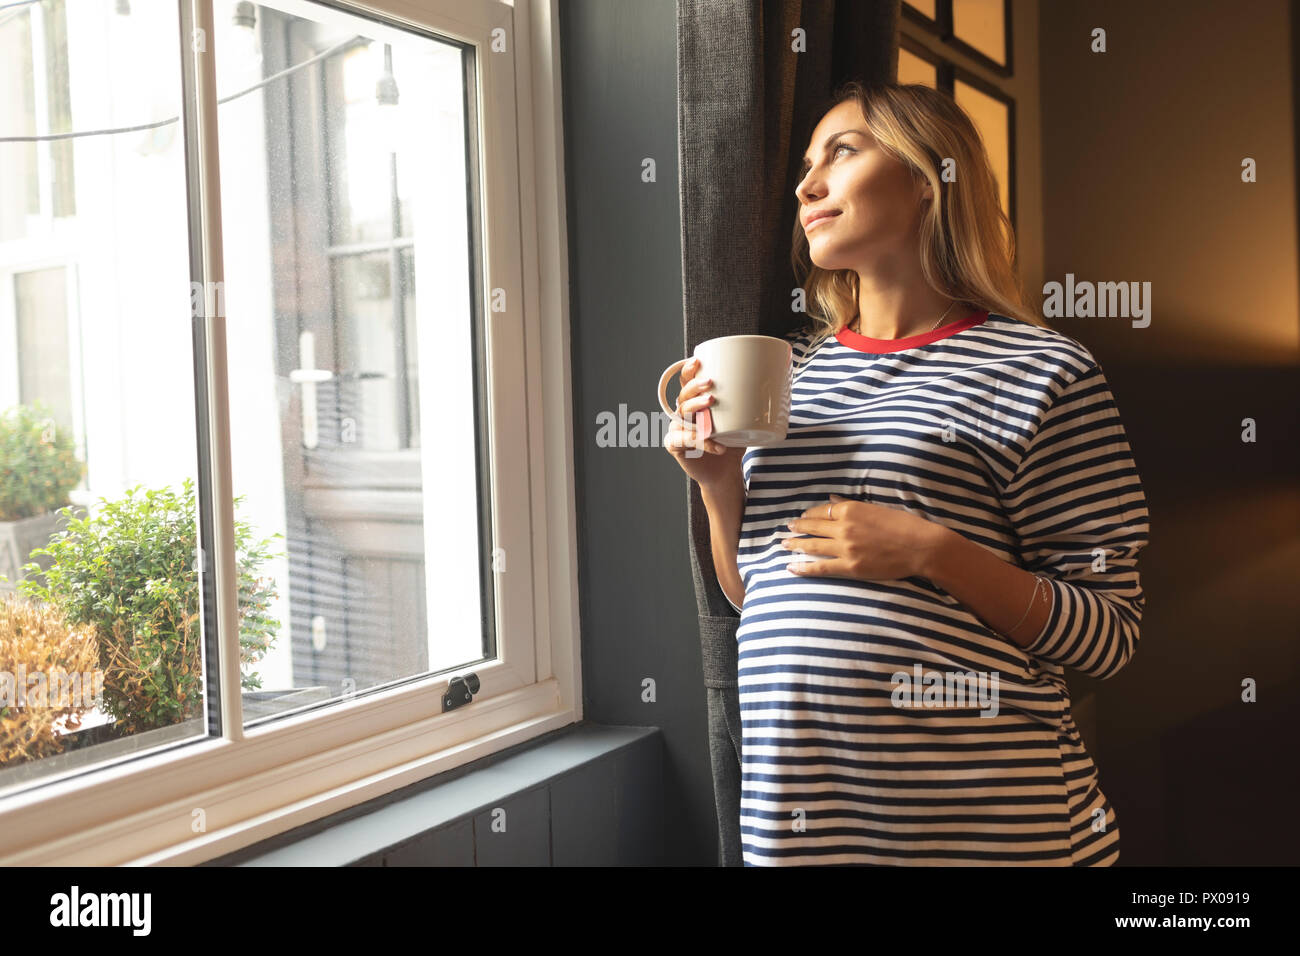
[0,0,581,865]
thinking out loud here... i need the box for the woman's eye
[799,143,854,181]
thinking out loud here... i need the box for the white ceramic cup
[658,335,793,447]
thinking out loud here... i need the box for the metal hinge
[442,672,480,712]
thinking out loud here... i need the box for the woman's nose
[796,176,822,205]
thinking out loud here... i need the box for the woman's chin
[809,250,849,272]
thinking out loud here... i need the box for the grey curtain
[676,0,901,866]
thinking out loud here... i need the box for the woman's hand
[662,356,746,490]
[783,493,947,582]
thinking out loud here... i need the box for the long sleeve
[1002,361,1150,679]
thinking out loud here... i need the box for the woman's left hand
[783,493,945,582]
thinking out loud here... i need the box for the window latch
[442,673,480,712]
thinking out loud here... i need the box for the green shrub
[18,478,281,733]
[0,402,84,521]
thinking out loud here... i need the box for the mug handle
[657,358,689,417]
[659,357,715,441]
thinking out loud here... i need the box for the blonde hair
[791,81,1045,345]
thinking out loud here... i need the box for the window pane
[214,0,488,726]
[953,0,1007,67]
[0,1,210,792]
[954,79,1011,222]
[898,48,938,89]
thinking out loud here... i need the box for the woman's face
[795,99,931,272]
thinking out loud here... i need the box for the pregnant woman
[664,82,1150,866]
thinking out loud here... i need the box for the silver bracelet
[1009,575,1050,638]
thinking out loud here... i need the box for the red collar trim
[835,310,989,353]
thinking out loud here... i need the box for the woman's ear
[913,173,934,203]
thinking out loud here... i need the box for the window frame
[0,0,581,865]
[900,4,1018,236]
[903,0,1014,78]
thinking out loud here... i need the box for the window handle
[290,331,328,448]
[290,333,393,447]
[442,673,481,712]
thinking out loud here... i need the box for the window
[898,37,940,90]
[0,0,208,785]
[901,1,1017,232]
[0,0,578,865]
[950,0,1009,72]
[953,75,1012,224]
[217,2,491,718]
[904,0,1012,75]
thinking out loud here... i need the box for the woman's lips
[806,211,840,231]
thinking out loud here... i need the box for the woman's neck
[850,294,967,339]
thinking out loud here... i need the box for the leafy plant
[0,595,100,765]
[0,402,84,522]
[18,479,281,733]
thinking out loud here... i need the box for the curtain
[676,0,901,866]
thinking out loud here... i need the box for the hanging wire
[0,34,372,143]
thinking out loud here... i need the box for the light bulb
[229,2,263,77]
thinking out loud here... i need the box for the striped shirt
[731,309,1149,866]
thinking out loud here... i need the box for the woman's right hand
[662,357,745,488]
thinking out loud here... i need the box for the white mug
[658,335,793,447]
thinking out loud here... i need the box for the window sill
[205,722,661,866]
[0,678,575,865]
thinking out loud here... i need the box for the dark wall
[1039,0,1300,863]
[561,0,719,865]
